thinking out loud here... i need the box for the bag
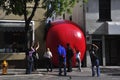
[32,52,39,60]
[36,53,39,59]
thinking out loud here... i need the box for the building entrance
[105,35,120,66]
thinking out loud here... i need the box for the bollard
[1,60,8,75]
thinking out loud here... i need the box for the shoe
[79,69,82,72]
[92,74,95,77]
[67,70,72,72]
[97,75,100,77]
[67,70,71,72]
[59,73,62,76]
[64,73,67,76]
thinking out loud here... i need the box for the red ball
[46,20,86,67]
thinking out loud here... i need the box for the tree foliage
[42,0,87,18]
[0,0,31,15]
[0,0,39,27]
[0,0,88,20]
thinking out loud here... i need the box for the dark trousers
[45,58,52,71]
[33,59,38,71]
[26,61,33,74]
[67,58,72,72]
[26,56,34,74]
[59,57,66,76]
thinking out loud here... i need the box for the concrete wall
[86,0,102,34]
[65,1,85,32]
[86,0,120,34]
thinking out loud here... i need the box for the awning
[107,22,120,35]
[93,22,120,35]
[0,20,33,32]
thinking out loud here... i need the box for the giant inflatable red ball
[46,20,86,67]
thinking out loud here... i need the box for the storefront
[0,20,34,60]
[90,22,120,66]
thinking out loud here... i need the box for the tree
[42,0,88,18]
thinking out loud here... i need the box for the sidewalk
[0,68,91,76]
[0,66,120,77]
[100,66,120,76]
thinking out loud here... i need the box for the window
[98,0,112,21]
[0,20,34,53]
[69,15,72,21]
[0,32,26,53]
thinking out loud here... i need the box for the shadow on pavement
[0,73,15,75]
[101,68,120,76]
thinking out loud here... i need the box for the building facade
[86,0,120,66]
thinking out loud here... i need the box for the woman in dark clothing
[32,41,39,71]
[89,44,100,77]
[26,47,35,74]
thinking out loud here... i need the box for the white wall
[86,0,120,34]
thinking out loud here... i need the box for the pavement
[0,66,120,80]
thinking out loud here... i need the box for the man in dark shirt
[66,43,74,72]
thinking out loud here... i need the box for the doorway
[105,35,120,65]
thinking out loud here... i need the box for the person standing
[32,41,39,71]
[26,47,35,74]
[76,50,82,72]
[89,44,100,77]
[57,44,67,76]
[66,43,74,72]
[44,48,53,72]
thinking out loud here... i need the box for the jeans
[91,59,100,77]
[59,58,67,76]
[76,58,81,71]
[26,56,33,74]
[26,61,33,74]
